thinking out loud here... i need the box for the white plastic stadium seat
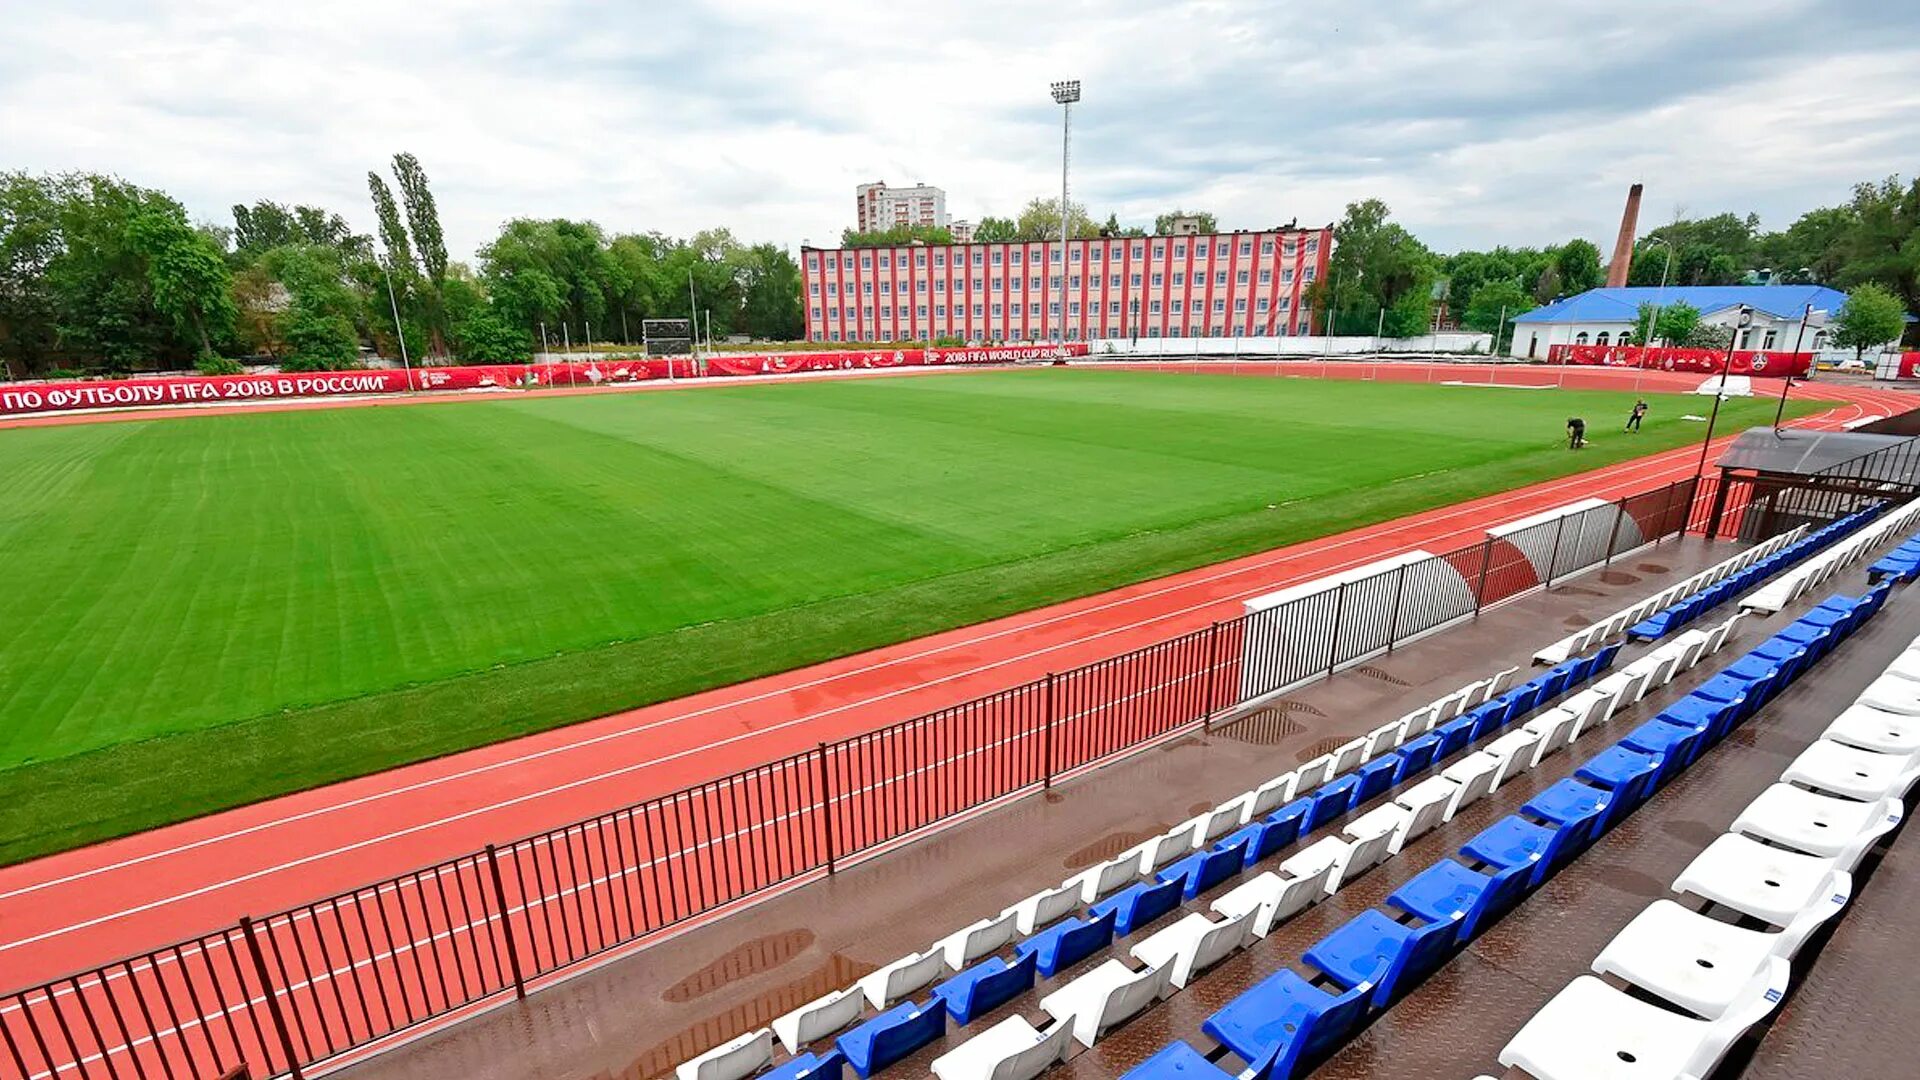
[1592,900,1781,1018]
[1484,728,1546,792]
[1331,738,1368,777]
[677,1028,773,1080]
[1129,909,1252,989]
[1440,752,1501,817]
[1282,836,1351,897]
[1136,820,1203,871]
[938,910,1020,970]
[1732,783,1901,873]
[1210,872,1290,938]
[858,948,948,1008]
[930,1015,1073,1080]
[773,988,864,1053]
[1498,965,1788,1080]
[1523,707,1579,765]
[1343,803,1412,861]
[1672,833,1851,959]
[1823,703,1920,761]
[1039,959,1175,1047]
[1071,851,1146,903]
[1393,775,1460,842]
[1782,739,1920,801]
[1295,753,1336,792]
[1363,720,1403,761]
[1249,771,1298,818]
[1006,882,1082,935]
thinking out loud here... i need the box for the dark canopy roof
[1718,428,1920,484]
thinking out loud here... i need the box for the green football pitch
[0,369,1816,861]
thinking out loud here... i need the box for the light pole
[383,267,412,389]
[1050,79,1080,345]
[1696,304,1753,479]
[1775,304,1820,433]
[1639,236,1675,346]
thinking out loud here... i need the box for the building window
[1282,269,1294,284]
[863,282,873,294]
[992,304,1003,317]
[1173,273,1185,286]
[810,306,821,318]
[972,304,983,316]
[936,305,946,317]
[1070,276,1081,289]
[1237,271,1250,285]
[1108,301,1120,315]
[934,253,945,268]
[1152,273,1164,287]
[1304,239,1318,254]
[1149,326,1161,338]
[1173,243,1186,258]
[1150,300,1162,314]
[917,305,928,317]
[1049,302,1061,315]
[879,255,890,268]
[915,252,926,266]
[1069,302,1081,315]
[991,278,1002,290]
[1596,331,1610,346]
[880,281,892,294]
[861,255,872,269]
[1235,299,1247,312]
[1071,249,1082,262]
[806,254,819,269]
[1240,242,1252,256]
[1131,273,1142,287]
[1050,276,1062,289]
[1257,298,1270,312]
[842,255,854,268]
[830,330,842,341]
[1762,329,1778,349]
[1302,267,1316,282]
[1028,277,1039,291]
[992,250,1003,265]
[1030,303,1040,316]
[1738,328,1753,349]
[809,283,819,295]
[1575,331,1590,345]
[972,278,983,290]
[1217,242,1229,256]
[1214,271,1227,285]
[972,251,984,265]
[1133,244,1145,258]
[1108,275,1120,288]
[1261,239,1274,254]
[1279,296,1291,310]
[882,305,893,318]
[1213,299,1225,313]
[1259,269,1272,285]
[936,280,946,292]
[1171,300,1184,314]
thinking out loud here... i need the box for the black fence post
[1201,624,1222,730]
[483,845,528,1000]
[815,743,837,875]
[1601,498,1627,567]
[238,917,304,1080]
[1542,514,1567,588]
[1473,537,1495,616]
[1326,582,1349,676]
[1705,476,1733,540]
[1042,673,1058,788]
[1385,565,1408,651]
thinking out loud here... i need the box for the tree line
[0,155,804,378]
[1310,176,1920,350]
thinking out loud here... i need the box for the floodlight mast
[1051,79,1080,344]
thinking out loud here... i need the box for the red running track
[0,366,1911,1078]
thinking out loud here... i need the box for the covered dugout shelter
[1704,427,1920,541]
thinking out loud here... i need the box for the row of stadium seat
[672,648,1616,1080]
[1491,586,1912,1080]
[1112,611,1757,1080]
[1742,498,1920,614]
[1534,525,1808,665]
[1629,505,1886,640]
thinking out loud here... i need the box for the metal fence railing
[0,476,1706,1080]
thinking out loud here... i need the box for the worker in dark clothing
[1567,417,1587,449]
[1625,399,1648,432]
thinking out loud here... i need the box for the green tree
[1013,197,1099,242]
[365,173,416,278]
[451,306,531,363]
[1310,198,1438,336]
[1832,177,1920,329]
[1153,209,1218,235]
[738,243,803,340]
[390,154,447,285]
[973,216,1016,242]
[1461,279,1533,341]
[1685,321,1733,350]
[1831,283,1907,360]
[840,224,953,248]
[1552,239,1604,295]
[0,172,62,375]
[1629,300,1701,346]
[127,206,237,356]
[262,244,362,369]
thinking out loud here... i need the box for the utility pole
[383,267,412,389]
[1696,305,1752,479]
[1050,79,1080,344]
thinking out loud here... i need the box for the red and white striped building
[800,227,1333,344]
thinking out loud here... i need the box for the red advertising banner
[1548,344,1811,378]
[0,345,1089,417]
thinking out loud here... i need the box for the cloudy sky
[5,0,1917,263]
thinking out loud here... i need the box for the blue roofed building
[1506,284,1851,359]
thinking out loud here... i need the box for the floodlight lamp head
[1050,80,1081,104]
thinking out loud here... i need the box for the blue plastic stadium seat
[1622,719,1706,784]
[1159,837,1250,899]
[930,952,1037,1025]
[1304,775,1360,832]
[1523,779,1612,850]
[1218,817,1294,870]
[1387,858,1532,943]
[1264,798,1312,848]
[1303,909,1457,1009]
[1576,745,1661,828]
[764,1051,846,1080]
[1694,673,1754,720]
[1013,909,1116,977]
[1352,756,1398,805]
[836,999,945,1078]
[1393,732,1441,779]
[1091,877,1184,936]
[1462,810,1596,887]
[1202,968,1374,1074]
[1658,695,1736,747]
[1432,717,1474,758]
[1462,701,1503,741]
[1120,1042,1282,1080]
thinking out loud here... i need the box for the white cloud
[3,0,1916,262]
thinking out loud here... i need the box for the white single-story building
[1506,285,1850,359]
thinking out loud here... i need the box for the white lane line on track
[0,440,1745,950]
[0,386,1896,924]
[0,436,1714,908]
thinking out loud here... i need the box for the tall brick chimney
[1606,183,1643,288]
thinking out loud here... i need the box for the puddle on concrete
[1211,706,1307,745]
[1187,801,1215,817]
[1599,570,1639,586]
[1637,562,1670,574]
[661,929,816,1003]
[1554,585,1605,597]
[632,953,873,1079]
[1354,664,1411,687]
[1064,824,1171,869]
[1562,614,1593,629]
